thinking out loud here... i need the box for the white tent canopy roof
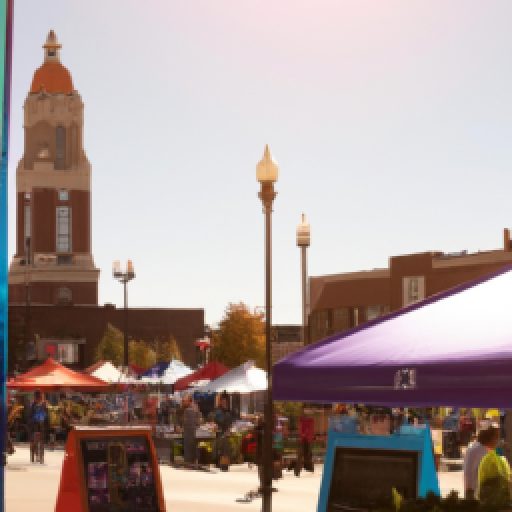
[140,360,192,385]
[87,361,139,384]
[197,361,267,394]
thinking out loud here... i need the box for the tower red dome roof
[30,30,74,94]
[30,61,74,94]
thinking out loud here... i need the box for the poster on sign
[55,426,166,512]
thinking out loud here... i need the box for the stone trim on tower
[8,31,99,306]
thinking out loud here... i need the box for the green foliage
[95,323,124,366]
[96,324,183,369]
[168,336,182,360]
[383,491,498,512]
[128,339,155,369]
[154,336,181,363]
[211,303,265,369]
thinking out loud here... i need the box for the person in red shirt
[295,415,314,476]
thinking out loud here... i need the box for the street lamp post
[113,260,135,367]
[23,238,31,369]
[256,144,278,512]
[296,214,310,344]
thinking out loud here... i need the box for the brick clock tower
[9,31,99,306]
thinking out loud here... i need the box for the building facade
[271,324,302,364]
[9,30,98,307]
[8,32,204,371]
[309,229,512,343]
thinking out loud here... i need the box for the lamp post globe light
[256,144,278,512]
[296,214,310,344]
[112,260,136,367]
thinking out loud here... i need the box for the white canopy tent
[197,361,267,394]
[86,361,139,384]
[139,360,193,385]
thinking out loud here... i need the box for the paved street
[6,445,464,511]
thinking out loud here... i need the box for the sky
[7,1,512,327]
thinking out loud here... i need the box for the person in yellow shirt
[477,424,511,507]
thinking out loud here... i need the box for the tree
[129,340,156,369]
[211,303,265,368]
[168,336,182,360]
[95,323,156,369]
[95,323,123,365]
[153,335,182,363]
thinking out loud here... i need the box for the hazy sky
[8,1,512,326]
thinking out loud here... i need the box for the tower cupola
[30,31,73,94]
[43,30,61,62]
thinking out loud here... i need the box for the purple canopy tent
[274,266,512,408]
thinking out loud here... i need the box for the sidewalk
[6,446,464,511]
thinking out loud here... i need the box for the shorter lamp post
[113,260,135,367]
[296,214,310,344]
[256,144,278,512]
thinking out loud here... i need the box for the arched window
[55,125,66,169]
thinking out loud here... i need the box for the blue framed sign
[317,425,440,512]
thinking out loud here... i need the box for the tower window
[56,126,66,169]
[58,189,69,201]
[56,206,71,252]
[24,204,31,261]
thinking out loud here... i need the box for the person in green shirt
[477,424,511,507]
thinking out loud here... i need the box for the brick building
[271,325,302,364]
[309,229,512,343]
[8,32,204,371]
[9,30,98,306]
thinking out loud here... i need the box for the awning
[197,361,266,394]
[274,266,512,408]
[8,358,110,391]
[140,359,192,385]
[173,361,229,391]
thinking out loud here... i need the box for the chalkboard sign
[327,447,418,511]
[81,436,159,512]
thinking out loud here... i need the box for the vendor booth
[274,266,512,511]
[140,360,192,385]
[85,361,138,385]
[197,360,266,394]
[8,358,110,392]
[173,361,228,391]
[275,266,512,407]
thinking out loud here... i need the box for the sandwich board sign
[55,426,166,512]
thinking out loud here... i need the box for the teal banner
[0,0,12,509]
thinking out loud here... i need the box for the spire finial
[43,30,62,62]
[256,144,279,184]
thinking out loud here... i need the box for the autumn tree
[129,340,156,369]
[95,323,124,365]
[211,303,265,368]
[153,335,182,363]
[95,323,157,369]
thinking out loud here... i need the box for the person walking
[182,394,201,466]
[477,423,511,507]
[463,426,490,499]
[295,415,315,476]
[29,390,49,463]
[213,392,233,471]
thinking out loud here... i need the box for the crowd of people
[12,389,512,506]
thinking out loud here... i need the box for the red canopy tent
[173,361,229,391]
[7,358,110,392]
